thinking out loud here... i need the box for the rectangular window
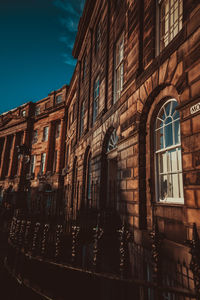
[30,155,36,174]
[55,94,62,104]
[35,106,40,116]
[21,110,26,117]
[52,150,57,173]
[40,153,46,174]
[114,34,124,102]
[55,121,61,138]
[32,130,38,144]
[80,101,85,136]
[159,0,183,52]
[42,126,49,142]
[93,77,99,123]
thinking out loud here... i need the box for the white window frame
[158,0,183,53]
[40,153,46,174]
[42,126,49,142]
[21,110,26,117]
[114,33,124,103]
[155,99,184,204]
[30,155,36,174]
[35,106,40,116]
[32,130,38,144]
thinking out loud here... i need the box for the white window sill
[158,198,184,204]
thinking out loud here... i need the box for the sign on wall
[190,102,200,115]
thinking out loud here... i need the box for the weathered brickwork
[0,0,200,265]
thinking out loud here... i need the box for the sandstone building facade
[1,0,200,277]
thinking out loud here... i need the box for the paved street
[0,231,44,300]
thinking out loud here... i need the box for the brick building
[1,0,200,291]
[61,0,200,266]
[0,102,33,207]
[0,85,68,214]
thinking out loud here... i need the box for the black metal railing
[5,212,199,300]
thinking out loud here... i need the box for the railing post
[14,219,21,247]
[9,216,17,242]
[71,224,80,265]
[117,220,131,278]
[92,214,103,271]
[189,223,200,300]
[41,223,49,258]
[55,224,63,260]
[31,222,40,256]
[24,220,31,253]
[150,218,163,299]
[18,220,26,249]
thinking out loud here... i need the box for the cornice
[72,0,95,59]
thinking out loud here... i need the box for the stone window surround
[154,98,184,203]
[156,0,183,54]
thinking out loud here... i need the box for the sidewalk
[0,230,45,300]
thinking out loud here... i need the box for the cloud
[53,0,85,67]
[59,17,79,32]
[53,0,80,17]
[62,53,76,66]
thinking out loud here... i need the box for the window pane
[156,127,164,150]
[168,149,178,172]
[165,123,173,147]
[159,174,168,200]
[171,100,178,114]
[158,152,168,174]
[160,0,183,50]
[171,173,179,198]
[174,120,180,144]
[165,102,171,116]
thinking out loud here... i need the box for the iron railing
[5,213,199,300]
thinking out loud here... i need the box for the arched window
[155,99,183,203]
[107,128,118,152]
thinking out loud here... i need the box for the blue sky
[0,0,85,114]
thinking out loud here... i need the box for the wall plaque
[190,102,200,115]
